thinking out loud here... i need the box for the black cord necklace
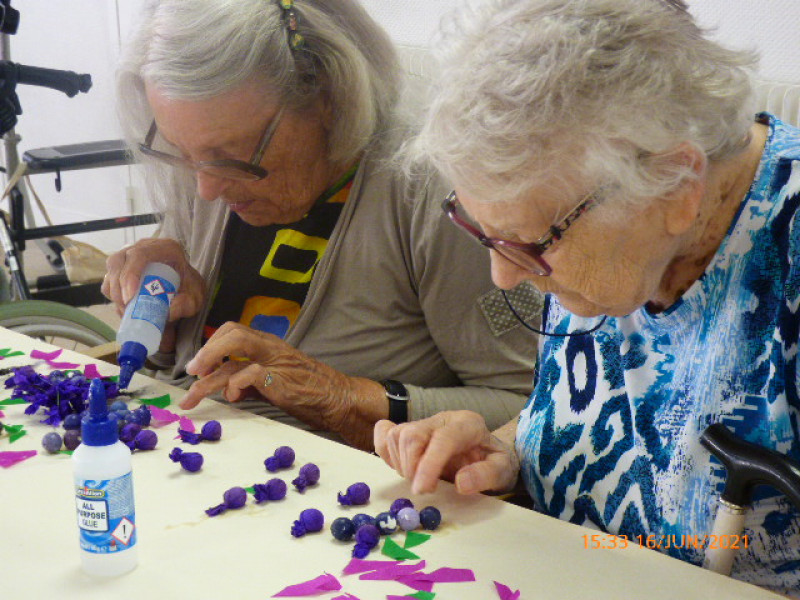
[501,289,607,337]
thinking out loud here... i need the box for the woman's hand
[102,238,206,352]
[180,322,388,450]
[374,411,520,495]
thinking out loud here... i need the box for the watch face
[382,380,409,401]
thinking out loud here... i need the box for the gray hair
[410,0,758,209]
[117,0,399,220]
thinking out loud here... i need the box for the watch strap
[382,379,409,424]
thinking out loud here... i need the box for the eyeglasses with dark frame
[138,106,285,181]
[441,189,596,276]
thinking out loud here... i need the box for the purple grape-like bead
[397,507,420,531]
[201,420,222,441]
[62,413,81,431]
[292,462,320,491]
[134,429,158,451]
[42,431,62,453]
[223,486,247,509]
[337,481,370,506]
[375,511,398,535]
[63,430,81,451]
[351,513,376,530]
[135,405,152,427]
[352,524,380,558]
[119,423,142,443]
[170,447,203,472]
[419,506,442,530]
[253,478,287,503]
[330,517,356,541]
[265,445,295,472]
[291,508,324,537]
[389,497,414,517]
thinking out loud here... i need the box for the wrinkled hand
[374,411,520,495]
[180,322,385,450]
[102,238,206,352]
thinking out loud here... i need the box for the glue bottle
[117,262,180,389]
[73,378,138,576]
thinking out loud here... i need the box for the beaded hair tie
[278,0,305,50]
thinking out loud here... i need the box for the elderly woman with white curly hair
[101,0,536,450]
[375,0,800,594]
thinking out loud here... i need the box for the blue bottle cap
[118,341,147,389]
[81,378,118,446]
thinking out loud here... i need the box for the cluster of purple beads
[41,397,157,453]
[330,497,442,558]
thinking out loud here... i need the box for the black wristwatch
[382,379,410,424]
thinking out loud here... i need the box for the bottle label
[75,472,137,554]
[131,274,177,330]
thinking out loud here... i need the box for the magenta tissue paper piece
[494,581,521,600]
[0,449,37,468]
[358,560,426,581]
[342,559,401,576]
[272,573,342,597]
[83,364,102,379]
[149,405,181,426]
[30,348,61,360]
[47,360,81,369]
[331,595,361,600]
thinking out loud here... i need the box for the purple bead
[397,507,420,531]
[355,524,380,548]
[291,508,324,537]
[62,413,81,431]
[337,482,371,506]
[253,478,287,503]
[134,429,158,451]
[389,497,414,517]
[63,429,81,451]
[351,513,376,529]
[375,511,397,535]
[119,423,142,443]
[265,445,295,472]
[170,447,203,472]
[292,463,320,492]
[201,420,222,441]
[330,517,356,541]
[135,405,152,427]
[419,506,442,530]
[41,431,62,453]
[223,486,247,509]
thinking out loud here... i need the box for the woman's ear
[662,143,707,236]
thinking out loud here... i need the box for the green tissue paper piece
[409,592,436,600]
[0,348,25,358]
[139,394,171,409]
[244,486,255,494]
[3,423,27,443]
[59,450,74,455]
[108,375,119,383]
[403,531,431,549]
[0,397,28,405]
[381,537,420,560]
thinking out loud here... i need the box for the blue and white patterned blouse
[516,114,800,595]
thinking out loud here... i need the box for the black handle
[700,423,800,509]
[0,61,91,97]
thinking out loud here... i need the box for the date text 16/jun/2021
[583,533,749,551]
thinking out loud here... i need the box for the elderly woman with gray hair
[375,0,800,594]
[101,0,536,451]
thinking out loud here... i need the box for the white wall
[3,0,800,256]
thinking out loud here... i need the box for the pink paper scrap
[47,360,81,369]
[0,450,37,468]
[0,410,4,419]
[331,595,361,600]
[359,560,426,581]
[30,348,62,361]
[342,559,401,576]
[178,416,195,432]
[494,581,521,600]
[272,573,342,597]
[148,405,181,426]
[422,567,476,583]
[84,364,103,379]
[394,575,434,593]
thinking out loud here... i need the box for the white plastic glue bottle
[73,378,138,576]
[117,262,180,389]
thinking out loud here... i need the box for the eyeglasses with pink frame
[441,189,596,276]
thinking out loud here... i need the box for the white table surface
[0,327,782,599]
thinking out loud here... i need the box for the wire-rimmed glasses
[138,106,285,181]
